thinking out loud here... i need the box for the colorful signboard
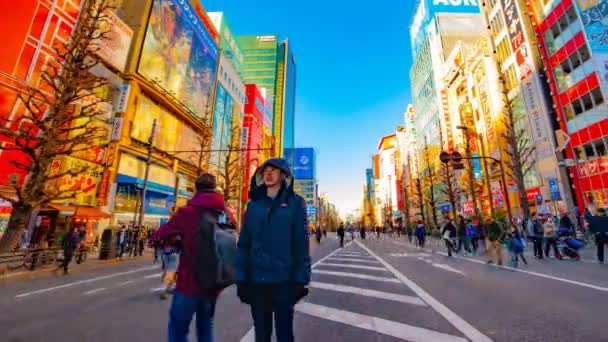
[139,0,218,123]
[95,10,133,72]
[576,1,608,53]
[208,12,244,74]
[366,168,374,200]
[499,0,533,80]
[49,156,104,206]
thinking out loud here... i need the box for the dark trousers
[545,237,560,258]
[62,249,74,272]
[250,284,295,342]
[118,243,126,258]
[168,291,216,342]
[597,240,607,263]
[339,236,344,247]
[532,237,544,259]
[471,237,479,253]
[445,239,454,256]
[456,237,465,252]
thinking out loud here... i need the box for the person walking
[406,224,413,243]
[457,216,467,253]
[466,219,478,256]
[588,209,608,264]
[117,225,128,258]
[526,213,544,259]
[441,217,457,257]
[360,226,367,240]
[506,224,527,268]
[59,227,81,275]
[543,214,561,259]
[486,217,505,266]
[236,158,311,342]
[157,173,234,342]
[315,226,322,244]
[337,223,345,248]
[415,220,426,248]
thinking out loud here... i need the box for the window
[563,102,575,120]
[496,38,511,65]
[585,143,595,159]
[575,146,586,160]
[581,92,593,111]
[548,5,578,40]
[560,44,591,75]
[572,98,583,115]
[560,58,572,74]
[596,140,607,157]
[591,87,604,106]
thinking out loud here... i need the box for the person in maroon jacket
[157,173,226,342]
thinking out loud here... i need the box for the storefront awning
[48,204,111,219]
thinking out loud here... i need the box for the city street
[1,236,607,342]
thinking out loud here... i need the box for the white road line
[356,241,493,342]
[310,281,427,306]
[15,265,158,298]
[150,287,166,292]
[432,263,465,276]
[333,254,375,260]
[83,287,106,295]
[436,251,608,292]
[327,257,381,264]
[313,270,400,283]
[144,273,162,279]
[240,243,352,342]
[296,302,468,342]
[318,263,389,272]
[117,280,135,286]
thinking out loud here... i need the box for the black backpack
[194,208,238,290]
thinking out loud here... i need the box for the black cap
[195,173,217,192]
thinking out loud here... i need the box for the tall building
[373,135,399,227]
[409,0,483,152]
[480,0,573,215]
[241,84,265,201]
[208,12,245,75]
[286,148,317,225]
[530,0,608,213]
[238,35,296,159]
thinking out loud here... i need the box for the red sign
[97,170,111,207]
[526,187,542,202]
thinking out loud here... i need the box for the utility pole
[138,119,157,229]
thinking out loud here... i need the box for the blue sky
[204,0,416,214]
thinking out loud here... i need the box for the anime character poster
[139,0,218,123]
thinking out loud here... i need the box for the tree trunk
[0,203,33,252]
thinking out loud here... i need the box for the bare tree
[217,124,244,203]
[0,0,114,252]
[498,75,536,220]
[412,155,426,225]
[437,122,459,219]
[422,139,439,229]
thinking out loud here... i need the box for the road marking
[432,263,465,276]
[15,265,158,298]
[144,273,162,279]
[356,241,493,342]
[296,302,468,342]
[437,251,608,292]
[335,253,374,258]
[319,263,389,271]
[327,257,381,264]
[84,287,106,295]
[310,281,427,306]
[150,287,166,292]
[117,280,135,286]
[313,270,400,283]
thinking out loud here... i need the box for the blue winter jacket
[236,158,312,285]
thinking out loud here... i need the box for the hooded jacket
[157,191,226,297]
[236,158,312,285]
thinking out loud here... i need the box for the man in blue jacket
[236,158,311,342]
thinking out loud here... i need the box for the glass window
[572,98,584,115]
[585,143,595,159]
[566,6,577,23]
[560,58,572,74]
[575,146,586,160]
[569,52,581,70]
[579,45,590,63]
[591,87,604,106]
[551,23,560,39]
[596,140,607,157]
[558,15,569,31]
[582,92,594,111]
[563,103,575,121]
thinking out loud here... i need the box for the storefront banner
[577,1,608,53]
[97,170,111,207]
[94,9,133,72]
[50,156,103,206]
[499,0,533,79]
[521,75,554,160]
[526,187,542,202]
[117,154,175,188]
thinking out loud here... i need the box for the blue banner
[548,178,561,201]
[293,148,315,179]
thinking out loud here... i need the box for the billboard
[577,1,608,53]
[210,83,238,174]
[94,10,133,72]
[292,148,315,179]
[139,0,219,124]
[366,168,374,200]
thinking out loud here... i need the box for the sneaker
[160,292,169,300]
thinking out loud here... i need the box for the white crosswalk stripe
[327,257,381,264]
[318,262,389,271]
[309,281,427,306]
[312,269,401,283]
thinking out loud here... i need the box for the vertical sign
[500,0,533,79]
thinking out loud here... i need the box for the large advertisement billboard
[293,148,315,180]
[139,0,219,124]
[210,83,238,174]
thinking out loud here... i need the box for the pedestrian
[376,226,381,239]
[478,220,487,254]
[506,224,527,268]
[322,229,327,238]
[457,216,466,253]
[486,217,505,266]
[407,224,413,243]
[59,227,81,275]
[543,214,561,259]
[348,224,355,241]
[159,234,181,300]
[117,225,128,258]
[156,173,236,342]
[559,212,574,234]
[315,226,322,244]
[337,223,345,248]
[441,216,457,257]
[415,220,426,248]
[236,158,311,342]
[527,213,544,259]
[360,226,367,240]
[466,219,478,256]
[588,209,608,264]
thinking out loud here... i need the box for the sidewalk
[0,248,154,283]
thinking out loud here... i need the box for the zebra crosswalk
[240,241,492,342]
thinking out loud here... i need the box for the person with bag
[486,216,505,266]
[543,214,561,259]
[415,220,426,248]
[236,158,312,342]
[441,216,457,257]
[506,224,528,268]
[527,213,544,259]
[157,173,236,342]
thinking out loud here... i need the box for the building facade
[241,84,265,201]
[530,0,608,213]
[276,40,297,158]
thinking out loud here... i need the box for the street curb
[0,255,153,284]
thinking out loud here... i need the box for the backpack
[195,208,238,290]
[467,224,477,237]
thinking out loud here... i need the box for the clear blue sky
[204,0,415,214]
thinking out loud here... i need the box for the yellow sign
[50,156,103,206]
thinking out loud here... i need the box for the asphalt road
[1,235,607,342]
